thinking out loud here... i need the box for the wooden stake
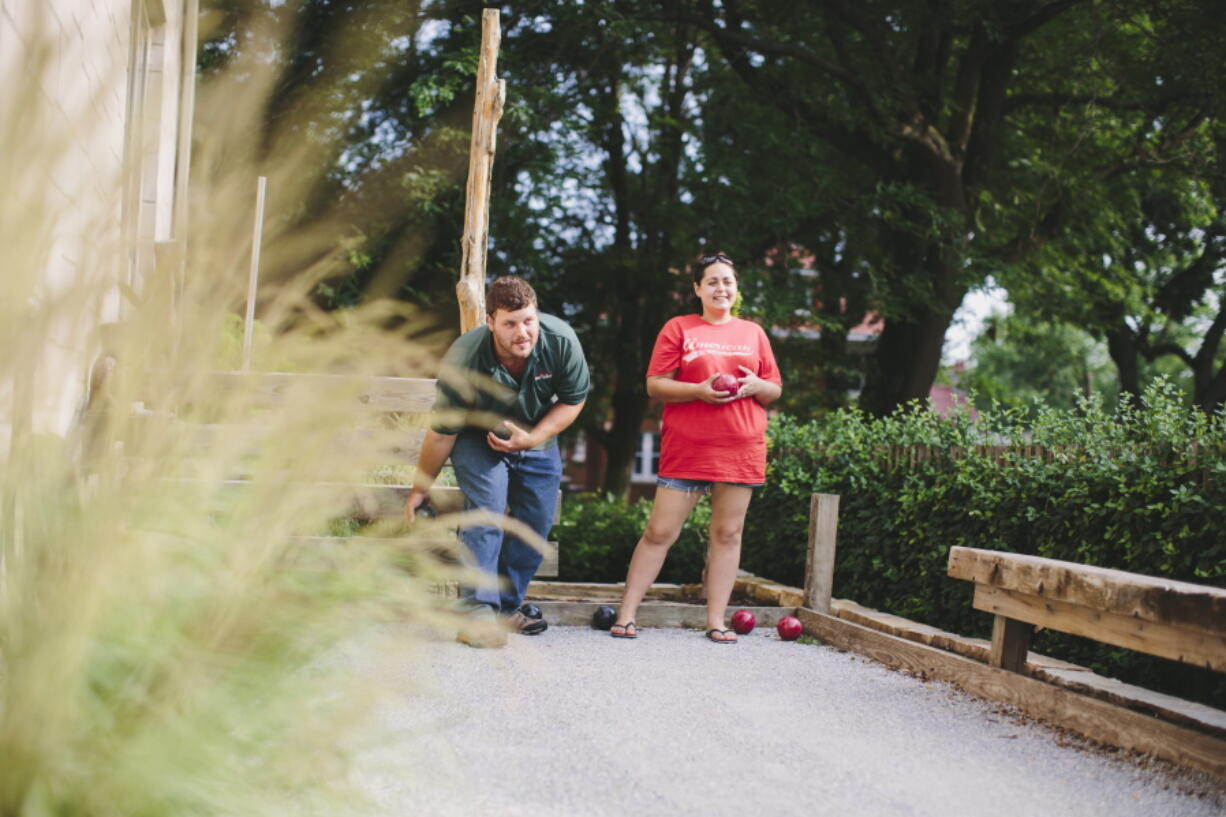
[803,493,840,613]
[241,176,267,372]
[172,0,199,329]
[456,9,506,333]
[990,614,1034,672]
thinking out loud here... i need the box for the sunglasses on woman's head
[699,252,735,267]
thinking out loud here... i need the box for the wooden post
[241,176,267,372]
[990,614,1034,672]
[456,8,506,333]
[803,493,839,613]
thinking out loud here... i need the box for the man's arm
[404,428,458,523]
[487,399,586,453]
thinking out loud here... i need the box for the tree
[665,0,1224,416]
[195,0,476,326]
[205,1,1226,489]
[962,311,1119,411]
[412,3,717,495]
[1008,121,1226,411]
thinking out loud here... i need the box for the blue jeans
[449,432,562,614]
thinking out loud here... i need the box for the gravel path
[344,624,1224,817]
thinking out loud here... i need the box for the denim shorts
[657,476,764,493]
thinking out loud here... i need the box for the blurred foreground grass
[0,7,473,815]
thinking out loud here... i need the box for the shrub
[554,493,710,584]
[744,380,1226,709]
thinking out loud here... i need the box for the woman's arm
[735,365,782,407]
[647,371,737,405]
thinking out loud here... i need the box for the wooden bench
[111,369,558,577]
[947,546,1226,674]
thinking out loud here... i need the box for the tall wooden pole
[172,0,199,335]
[241,176,268,372]
[456,9,506,333]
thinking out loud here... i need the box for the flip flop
[610,621,637,639]
[706,628,737,644]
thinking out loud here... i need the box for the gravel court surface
[345,623,1226,817]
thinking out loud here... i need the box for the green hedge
[554,492,711,584]
[742,380,1226,709]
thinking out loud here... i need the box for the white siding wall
[0,0,186,441]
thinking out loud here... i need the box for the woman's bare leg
[704,483,753,641]
[615,487,702,629]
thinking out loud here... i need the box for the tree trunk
[859,304,955,415]
[1191,299,1226,414]
[858,233,965,416]
[1196,368,1226,415]
[594,33,694,495]
[602,368,648,497]
[1106,325,1141,400]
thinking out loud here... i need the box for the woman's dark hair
[486,276,538,315]
[692,251,737,284]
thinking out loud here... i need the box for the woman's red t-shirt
[647,314,782,484]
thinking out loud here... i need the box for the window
[630,432,660,483]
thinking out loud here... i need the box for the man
[405,276,589,647]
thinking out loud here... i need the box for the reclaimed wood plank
[735,574,805,608]
[948,546,1226,635]
[292,535,557,578]
[526,581,691,602]
[201,372,437,414]
[974,583,1226,671]
[163,423,427,463]
[536,601,795,629]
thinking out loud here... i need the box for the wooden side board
[293,535,558,578]
[215,482,560,577]
[200,372,438,414]
[164,423,428,466]
[534,601,795,629]
[526,581,693,602]
[735,574,805,607]
[948,546,1226,635]
[975,584,1226,672]
[130,372,564,580]
[795,607,1226,782]
[200,480,555,525]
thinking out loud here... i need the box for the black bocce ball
[591,604,617,630]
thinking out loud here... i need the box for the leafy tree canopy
[199,0,1226,490]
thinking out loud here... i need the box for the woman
[611,252,782,643]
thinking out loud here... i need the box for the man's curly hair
[486,276,538,315]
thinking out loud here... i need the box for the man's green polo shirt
[431,312,590,447]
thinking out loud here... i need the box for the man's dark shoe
[507,607,548,635]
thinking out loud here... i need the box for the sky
[942,283,1009,365]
